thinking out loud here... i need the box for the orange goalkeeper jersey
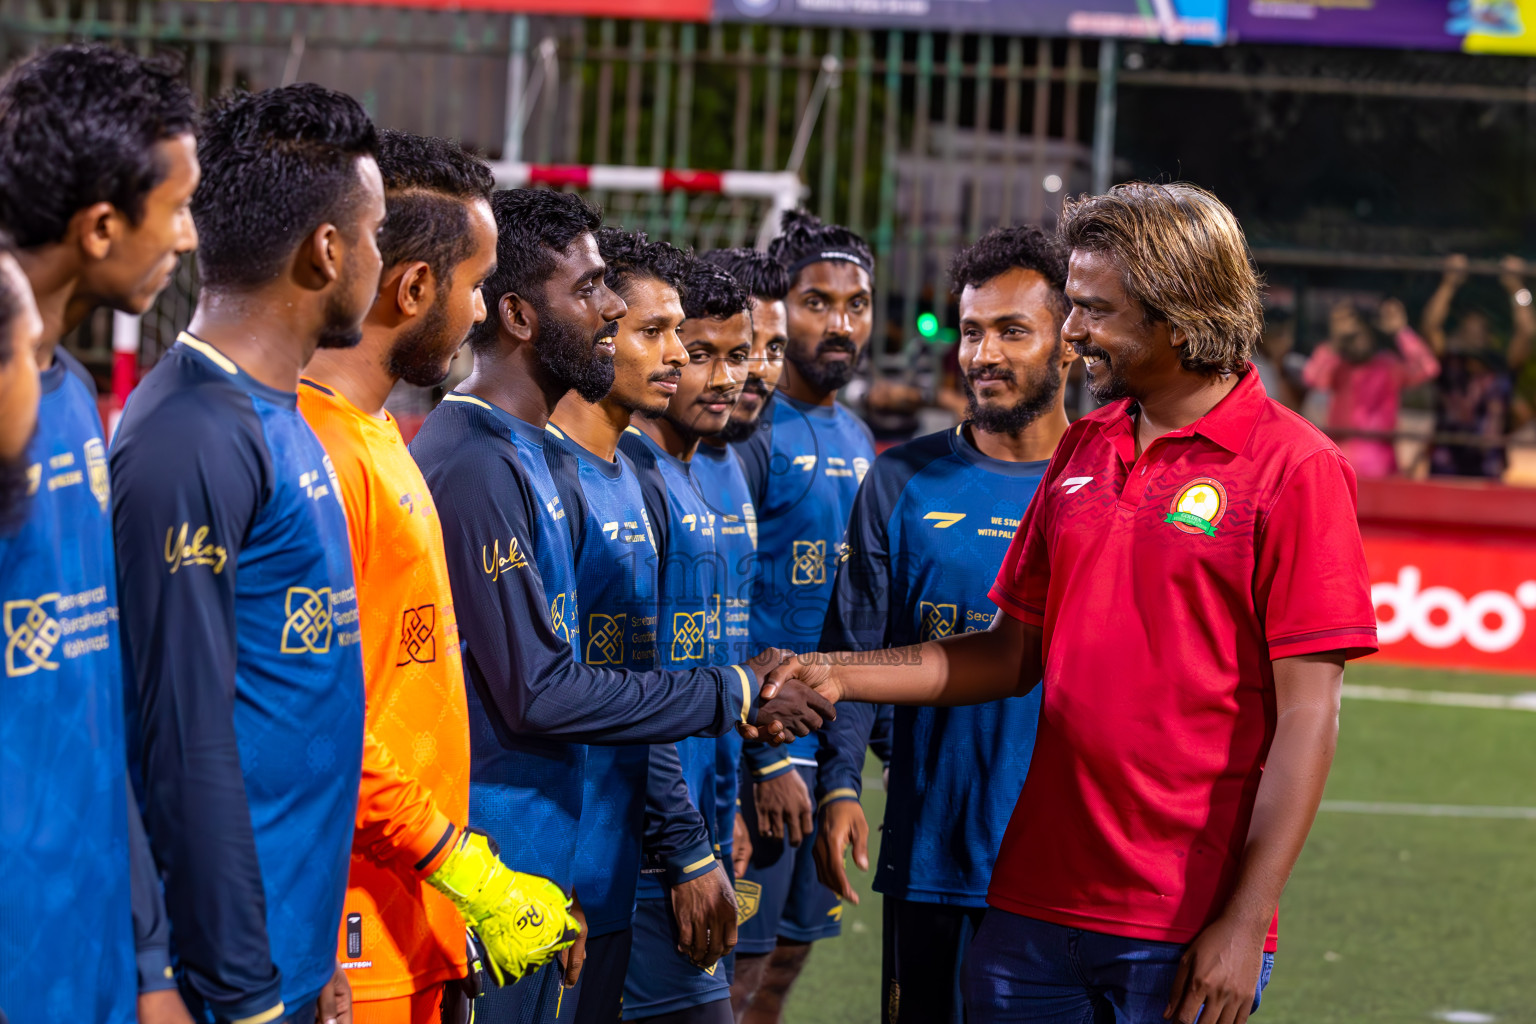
[299,378,470,1001]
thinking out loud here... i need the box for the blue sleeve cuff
[663,838,719,887]
[743,743,796,782]
[136,947,177,994]
[731,664,762,728]
[209,979,287,1024]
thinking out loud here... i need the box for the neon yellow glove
[425,828,580,986]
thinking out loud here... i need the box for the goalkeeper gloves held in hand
[425,828,580,986]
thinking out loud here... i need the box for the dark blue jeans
[962,910,1275,1024]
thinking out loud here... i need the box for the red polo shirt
[987,368,1376,950]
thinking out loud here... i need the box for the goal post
[488,162,807,251]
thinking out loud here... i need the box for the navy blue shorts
[883,895,987,1024]
[735,765,841,954]
[962,909,1276,1023]
[622,897,731,1020]
[475,958,569,1023]
[569,928,633,1024]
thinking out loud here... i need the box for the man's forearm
[1220,699,1339,930]
[827,615,1040,707]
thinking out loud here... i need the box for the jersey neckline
[949,423,1052,478]
[177,331,299,409]
[546,423,625,480]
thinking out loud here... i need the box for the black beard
[534,296,616,403]
[714,382,772,443]
[386,299,455,388]
[787,338,860,395]
[714,411,763,444]
[965,358,1063,436]
[316,276,365,350]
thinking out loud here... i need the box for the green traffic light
[916,312,939,338]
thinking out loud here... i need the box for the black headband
[786,248,874,281]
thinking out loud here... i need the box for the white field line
[1341,684,1536,712]
[1321,800,1536,820]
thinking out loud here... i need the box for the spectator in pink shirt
[1304,298,1439,478]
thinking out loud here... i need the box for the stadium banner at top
[712,0,1226,45]
[1227,0,1536,53]
[292,0,712,15]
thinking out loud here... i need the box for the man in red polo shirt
[761,182,1377,1024]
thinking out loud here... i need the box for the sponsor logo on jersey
[1060,475,1094,494]
[791,454,817,472]
[919,601,958,641]
[706,593,723,641]
[791,539,826,585]
[735,879,761,924]
[923,511,966,528]
[84,438,109,511]
[396,604,437,665]
[299,468,331,502]
[4,594,60,675]
[587,613,626,664]
[550,592,572,645]
[1165,477,1227,537]
[164,523,228,575]
[281,586,334,654]
[672,610,706,662]
[482,537,529,580]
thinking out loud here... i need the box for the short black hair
[949,225,1070,322]
[699,247,790,302]
[468,188,603,351]
[679,258,750,322]
[596,227,689,305]
[766,209,874,284]
[193,83,378,289]
[0,44,196,249]
[375,129,494,286]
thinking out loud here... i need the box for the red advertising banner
[1359,478,1536,675]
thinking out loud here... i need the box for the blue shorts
[622,896,730,1019]
[476,959,569,1023]
[570,928,633,1024]
[736,766,841,954]
[962,909,1276,1023]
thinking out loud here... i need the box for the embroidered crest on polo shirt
[1165,477,1228,537]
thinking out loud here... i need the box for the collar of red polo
[1088,363,1265,458]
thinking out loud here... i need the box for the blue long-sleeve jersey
[817,426,1046,907]
[544,426,660,937]
[0,359,135,1024]
[411,395,760,893]
[112,335,365,1022]
[621,429,730,897]
[736,393,873,774]
[691,441,759,863]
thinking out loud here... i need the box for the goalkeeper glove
[425,827,580,986]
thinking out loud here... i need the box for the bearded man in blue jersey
[112,84,385,1024]
[409,191,832,1024]
[814,226,1077,1024]
[0,45,199,1024]
[731,210,877,1023]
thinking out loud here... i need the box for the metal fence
[0,1,1104,372]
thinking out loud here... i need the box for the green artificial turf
[785,662,1536,1023]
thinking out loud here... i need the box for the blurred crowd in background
[857,252,1536,485]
